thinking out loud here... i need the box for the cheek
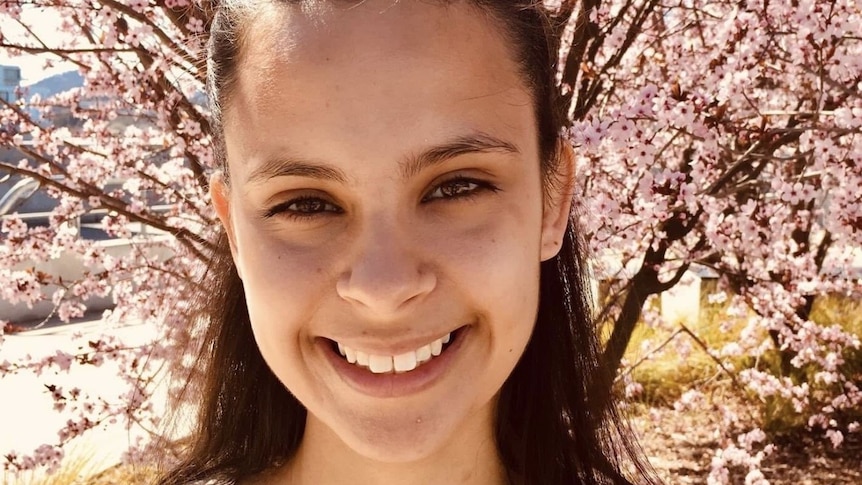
[233,224,342,401]
[233,221,334,336]
[431,217,540,404]
[434,205,543,326]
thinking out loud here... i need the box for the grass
[84,463,159,485]
[0,442,160,485]
[809,293,862,336]
[2,446,98,485]
[0,444,157,485]
[619,286,862,410]
[615,286,747,406]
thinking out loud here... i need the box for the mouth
[326,326,465,375]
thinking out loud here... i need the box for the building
[0,65,21,103]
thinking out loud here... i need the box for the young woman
[160,1,658,483]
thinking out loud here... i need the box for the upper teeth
[337,332,452,374]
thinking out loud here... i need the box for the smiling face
[210,0,572,469]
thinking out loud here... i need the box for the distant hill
[20,69,206,128]
[25,70,83,99]
[24,70,208,106]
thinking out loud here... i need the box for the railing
[1,175,174,239]
[0,175,59,216]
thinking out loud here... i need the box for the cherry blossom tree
[1,0,215,474]
[0,0,859,481]
[564,0,861,481]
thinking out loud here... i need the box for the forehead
[238,0,520,81]
[224,0,536,178]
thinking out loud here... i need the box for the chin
[335,411,457,463]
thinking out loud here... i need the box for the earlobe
[209,171,243,278]
[539,140,576,262]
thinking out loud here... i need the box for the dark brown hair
[159,1,658,484]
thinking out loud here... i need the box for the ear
[539,140,576,261]
[210,171,243,279]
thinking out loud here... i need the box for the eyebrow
[245,131,520,185]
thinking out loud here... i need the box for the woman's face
[212,0,571,464]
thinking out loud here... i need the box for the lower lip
[320,327,469,399]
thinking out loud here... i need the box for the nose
[336,217,436,316]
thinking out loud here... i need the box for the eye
[423,176,498,202]
[264,196,342,220]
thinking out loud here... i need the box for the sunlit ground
[1,316,163,482]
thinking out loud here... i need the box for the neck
[274,404,507,485]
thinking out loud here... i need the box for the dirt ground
[633,403,862,484]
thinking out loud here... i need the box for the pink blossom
[825,429,844,448]
[128,0,148,13]
[185,17,205,34]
